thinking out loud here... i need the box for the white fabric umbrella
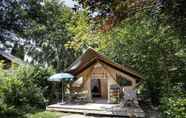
[48,73,74,82]
[48,72,74,104]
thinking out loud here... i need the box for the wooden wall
[74,61,137,101]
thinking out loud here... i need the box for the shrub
[161,97,186,118]
[160,84,186,118]
[0,65,54,117]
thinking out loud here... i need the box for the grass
[25,111,70,118]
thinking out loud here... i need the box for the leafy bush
[160,84,186,118]
[0,65,54,117]
[161,97,186,118]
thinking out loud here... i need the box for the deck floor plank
[46,103,145,117]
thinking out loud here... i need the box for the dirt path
[60,114,95,118]
[60,114,115,118]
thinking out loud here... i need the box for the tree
[0,0,77,71]
[0,0,43,52]
[66,10,102,51]
[160,0,186,39]
[75,0,186,38]
[76,0,149,19]
[101,14,185,105]
[68,10,186,107]
[24,0,76,71]
[74,0,154,31]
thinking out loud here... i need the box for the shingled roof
[0,49,24,65]
[66,48,143,81]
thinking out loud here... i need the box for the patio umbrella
[48,72,74,104]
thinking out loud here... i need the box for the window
[116,74,132,86]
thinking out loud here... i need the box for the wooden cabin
[0,49,24,69]
[66,48,143,103]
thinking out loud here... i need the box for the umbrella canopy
[48,72,74,82]
[48,72,74,104]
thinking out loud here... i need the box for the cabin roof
[66,48,143,81]
[0,49,25,65]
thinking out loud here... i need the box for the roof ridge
[0,50,25,65]
[66,48,143,80]
[66,47,99,70]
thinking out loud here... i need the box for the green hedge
[160,84,186,118]
[0,65,54,117]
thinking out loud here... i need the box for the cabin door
[91,79,101,98]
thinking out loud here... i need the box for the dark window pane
[116,74,132,86]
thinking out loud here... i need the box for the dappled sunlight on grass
[25,111,70,118]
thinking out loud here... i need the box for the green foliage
[76,0,152,21]
[97,14,186,106]
[161,97,186,118]
[76,0,186,39]
[23,0,76,71]
[160,84,186,118]
[1,0,77,71]
[0,65,54,117]
[65,10,101,51]
[25,111,69,118]
[0,0,43,49]
[161,0,186,38]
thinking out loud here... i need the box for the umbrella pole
[61,80,65,104]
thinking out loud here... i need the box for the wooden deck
[46,103,145,117]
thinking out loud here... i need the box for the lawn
[25,111,70,118]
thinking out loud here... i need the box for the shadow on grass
[0,107,45,118]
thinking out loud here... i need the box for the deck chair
[120,88,139,108]
[76,90,90,103]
